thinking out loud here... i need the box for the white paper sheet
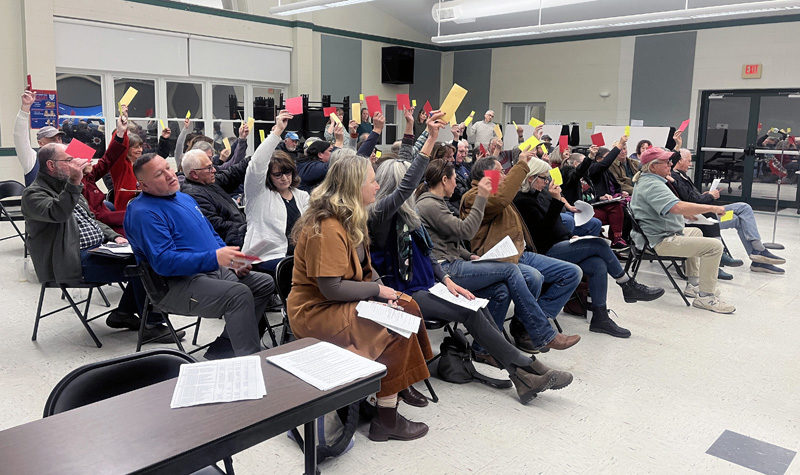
[99,243,133,254]
[266,341,386,391]
[429,283,489,312]
[170,355,266,409]
[688,214,719,226]
[709,178,721,192]
[476,235,518,261]
[356,301,420,338]
[573,200,595,227]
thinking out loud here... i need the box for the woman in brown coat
[287,153,433,442]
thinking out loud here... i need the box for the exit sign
[742,64,762,79]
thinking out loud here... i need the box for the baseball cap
[303,136,321,151]
[285,131,299,141]
[639,147,673,165]
[36,126,65,141]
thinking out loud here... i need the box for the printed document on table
[170,355,266,409]
[477,236,518,261]
[266,341,386,391]
[689,214,718,226]
[429,282,489,312]
[709,178,721,192]
[356,301,420,338]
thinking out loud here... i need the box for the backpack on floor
[436,329,511,389]
[287,401,359,462]
[563,280,590,317]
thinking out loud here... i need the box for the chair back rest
[274,256,294,302]
[624,206,653,251]
[0,180,25,201]
[43,349,194,417]
[125,259,170,302]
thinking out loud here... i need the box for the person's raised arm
[174,117,191,172]
[14,90,37,177]
[218,124,250,170]
[244,111,290,200]
[86,111,129,182]
[357,113,384,157]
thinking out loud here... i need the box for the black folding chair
[124,263,208,354]
[274,256,295,346]
[32,281,118,348]
[0,180,27,255]
[43,349,234,474]
[623,207,690,306]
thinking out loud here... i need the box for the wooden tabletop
[0,338,385,474]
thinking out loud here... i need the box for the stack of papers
[429,283,489,312]
[477,236,518,261]
[266,341,386,391]
[573,200,595,227]
[170,355,266,409]
[356,301,420,338]
[689,214,719,226]
[709,178,721,192]
[99,243,133,254]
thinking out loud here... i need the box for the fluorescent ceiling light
[432,0,596,24]
[431,0,800,43]
[270,0,374,16]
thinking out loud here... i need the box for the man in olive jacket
[21,143,180,341]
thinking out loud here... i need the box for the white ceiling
[372,0,799,45]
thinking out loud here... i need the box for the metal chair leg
[192,316,202,345]
[423,378,439,403]
[552,317,563,333]
[61,285,102,348]
[222,456,235,474]
[97,287,111,308]
[31,283,47,341]
[656,258,690,306]
[136,298,149,352]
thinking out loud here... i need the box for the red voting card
[26,74,32,91]
[591,133,605,147]
[323,107,337,117]
[396,93,411,111]
[423,100,433,115]
[65,139,96,160]
[479,143,487,156]
[559,135,569,153]
[789,136,796,146]
[365,95,381,117]
[285,96,303,115]
[678,119,690,132]
[484,170,500,194]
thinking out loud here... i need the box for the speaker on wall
[382,46,414,85]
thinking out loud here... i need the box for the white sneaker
[692,294,735,314]
[684,283,720,298]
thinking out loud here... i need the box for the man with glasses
[15,89,66,186]
[21,143,182,342]
[181,149,250,247]
[468,109,498,150]
[631,147,735,314]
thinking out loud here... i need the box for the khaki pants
[653,227,722,294]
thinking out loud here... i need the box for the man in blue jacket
[124,153,275,357]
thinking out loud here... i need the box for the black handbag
[436,329,511,389]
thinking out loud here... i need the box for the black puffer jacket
[670,169,714,204]
[181,157,250,247]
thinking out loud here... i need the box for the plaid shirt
[73,204,104,250]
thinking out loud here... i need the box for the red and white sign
[742,64,762,79]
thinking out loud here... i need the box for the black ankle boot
[368,405,428,442]
[619,278,665,303]
[589,307,631,338]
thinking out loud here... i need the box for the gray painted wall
[452,49,492,121]
[321,34,361,104]
[630,32,696,128]
[409,49,442,111]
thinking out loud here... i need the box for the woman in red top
[110,112,143,211]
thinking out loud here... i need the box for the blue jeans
[561,212,603,237]
[546,239,624,308]
[440,259,556,348]
[719,202,761,255]
[517,251,582,319]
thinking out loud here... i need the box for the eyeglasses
[271,170,293,178]
[193,164,215,172]
[50,157,75,163]
[535,174,551,183]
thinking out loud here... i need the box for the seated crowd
[16,87,787,443]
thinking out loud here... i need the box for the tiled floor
[1,211,798,474]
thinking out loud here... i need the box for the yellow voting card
[119,87,138,107]
[512,121,518,131]
[223,137,231,151]
[330,112,342,126]
[464,111,476,127]
[549,167,563,186]
[186,110,192,119]
[247,117,255,131]
[412,99,417,107]
[720,210,734,222]
[376,150,382,158]
[519,135,540,151]
[159,119,166,131]
[624,125,631,136]
[529,117,543,128]
[494,123,503,139]
[351,103,361,124]
[439,84,467,123]
[259,129,266,142]
[359,94,365,101]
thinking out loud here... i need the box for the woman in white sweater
[243,111,309,272]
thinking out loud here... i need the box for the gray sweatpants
[157,268,275,356]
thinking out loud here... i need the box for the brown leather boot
[398,385,428,407]
[544,333,581,350]
[509,368,557,404]
[368,406,429,442]
[523,359,574,390]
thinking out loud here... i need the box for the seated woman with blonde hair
[287,152,433,442]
